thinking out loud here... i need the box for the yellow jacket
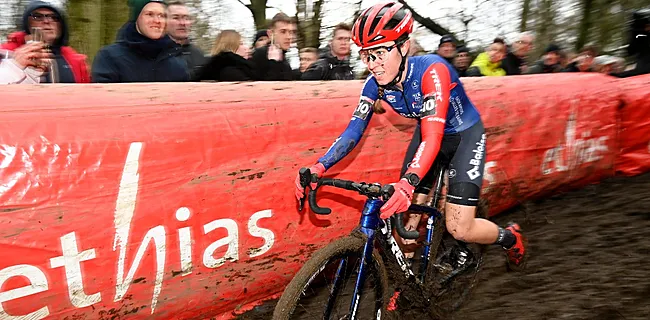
[469,52,506,76]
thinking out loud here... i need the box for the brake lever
[298,168,311,211]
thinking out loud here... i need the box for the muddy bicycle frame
[299,164,447,318]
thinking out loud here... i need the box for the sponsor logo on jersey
[410,142,426,168]
[466,134,486,180]
[429,69,443,103]
[386,94,396,103]
[412,92,422,102]
[412,80,419,90]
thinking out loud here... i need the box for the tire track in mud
[235,173,650,320]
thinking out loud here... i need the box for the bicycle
[273,161,487,320]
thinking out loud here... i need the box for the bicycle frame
[300,166,446,319]
[339,166,447,318]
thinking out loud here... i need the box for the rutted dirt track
[236,173,650,320]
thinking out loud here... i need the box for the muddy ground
[236,173,650,320]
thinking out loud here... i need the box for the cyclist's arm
[317,95,375,169]
[404,62,451,181]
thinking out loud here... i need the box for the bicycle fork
[418,164,446,284]
[339,199,384,319]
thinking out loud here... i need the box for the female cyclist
[294,2,528,270]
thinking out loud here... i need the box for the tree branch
[397,0,456,38]
[236,0,252,12]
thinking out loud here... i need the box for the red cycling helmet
[352,2,414,49]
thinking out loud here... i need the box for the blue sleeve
[318,77,379,169]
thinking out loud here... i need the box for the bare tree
[236,0,269,31]
[295,0,324,49]
[396,0,456,37]
[66,0,128,61]
[520,0,532,32]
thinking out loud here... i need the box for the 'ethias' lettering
[542,112,609,175]
[0,142,276,319]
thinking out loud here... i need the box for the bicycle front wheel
[273,234,389,320]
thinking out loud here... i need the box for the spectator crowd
[1,0,648,85]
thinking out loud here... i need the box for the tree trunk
[250,0,268,31]
[520,0,532,32]
[101,0,128,48]
[295,0,324,49]
[66,0,103,61]
[575,0,595,51]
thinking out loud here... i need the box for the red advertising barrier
[615,74,650,176]
[0,75,620,320]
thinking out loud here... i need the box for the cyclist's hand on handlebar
[380,179,414,219]
[294,163,326,201]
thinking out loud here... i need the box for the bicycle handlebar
[298,167,431,240]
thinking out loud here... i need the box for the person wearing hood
[250,12,296,81]
[0,0,90,83]
[301,23,355,81]
[91,0,189,83]
[166,1,205,79]
[466,38,507,77]
[194,30,256,81]
[525,44,563,74]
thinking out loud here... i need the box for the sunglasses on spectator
[359,42,401,64]
[30,13,60,22]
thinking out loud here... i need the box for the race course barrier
[0,73,637,319]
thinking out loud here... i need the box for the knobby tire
[273,234,390,320]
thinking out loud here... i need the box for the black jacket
[525,60,562,74]
[91,22,189,83]
[194,51,256,81]
[250,45,293,81]
[301,51,354,80]
[177,42,206,79]
[613,30,650,78]
[501,51,526,75]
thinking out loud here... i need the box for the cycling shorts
[400,120,486,206]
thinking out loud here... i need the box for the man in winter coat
[0,0,90,83]
[563,45,597,73]
[301,23,354,81]
[454,46,471,77]
[250,12,296,81]
[501,32,534,75]
[166,1,205,79]
[91,0,189,82]
[526,44,563,74]
[436,34,457,65]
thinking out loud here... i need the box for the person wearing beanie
[436,34,457,65]
[0,0,90,83]
[526,43,563,74]
[253,29,270,49]
[454,46,471,77]
[91,0,189,82]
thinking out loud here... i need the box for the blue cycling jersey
[318,54,481,170]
